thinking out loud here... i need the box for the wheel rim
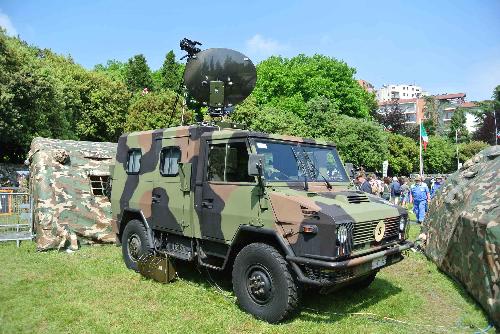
[246,264,273,304]
[127,233,142,262]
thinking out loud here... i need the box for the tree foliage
[458,140,489,163]
[124,90,191,132]
[1,30,491,175]
[423,136,456,174]
[448,107,470,143]
[473,86,500,145]
[124,54,153,93]
[376,98,408,134]
[252,54,377,118]
[157,50,182,91]
[0,31,131,162]
[386,133,419,175]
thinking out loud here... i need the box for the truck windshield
[254,141,349,182]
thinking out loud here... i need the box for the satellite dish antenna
[182,46,257,117]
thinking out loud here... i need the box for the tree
[74,71,131,142]
[448,107,470,143]
[303,96,339,139]
[124,54,153,93]
[328,114,388,171]
[376,98,408,134]
[423,136,456,174]
[228,95,260,127]
[252,54,377,118]
[157,50,182,91]
[386,133,419,175]
[124,90,191,132]
[473,85,499,145]
[94,60,127,83]
[0,32,74,162]
[423,96,440,136]
[458,141,489,163]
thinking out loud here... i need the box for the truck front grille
[353,216,400,246]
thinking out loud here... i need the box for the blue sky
[1,0,499,101]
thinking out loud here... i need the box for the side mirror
[248,153,264,177]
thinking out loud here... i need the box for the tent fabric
[28,137,117,251]
[424,145,499,326]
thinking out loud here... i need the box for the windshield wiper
[298,146,333,190]
[290,146,309,191]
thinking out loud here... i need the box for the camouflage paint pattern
[423,145,500,326]
[111,125,409,266]
[28,137,117,251]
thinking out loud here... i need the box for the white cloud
[0,9,17,36]
[245,34,287,60]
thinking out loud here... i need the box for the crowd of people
[354,172,445,224]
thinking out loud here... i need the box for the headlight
[337,225,348,243]
[399,216,406,231]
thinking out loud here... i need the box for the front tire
[232,243,299,323]
[121,219,152,271]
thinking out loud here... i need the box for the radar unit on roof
[180,39,257,117]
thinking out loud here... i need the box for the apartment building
[376,84,425,101]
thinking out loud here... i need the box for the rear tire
[232,243,299,323]
[122,219,152,272]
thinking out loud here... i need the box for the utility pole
[455,129,460,170]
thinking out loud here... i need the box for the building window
[89,175,110,196]
[405,113,417,122]
[207,142,254,183]
[160,147,181,176]
[127,150,141,174]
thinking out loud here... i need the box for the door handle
[201,200,213,209]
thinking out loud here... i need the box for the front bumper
[287,241,413,286]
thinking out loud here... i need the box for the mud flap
[138,253,176,283]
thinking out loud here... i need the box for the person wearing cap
[410,175,430,224]
[431,176,443,199]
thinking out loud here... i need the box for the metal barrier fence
[0,187,33,246]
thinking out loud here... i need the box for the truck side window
[160,147,181,176]
[207,144,226,181]
[226,142,254,182]
[126,149,141,174]
[207,142,253,183]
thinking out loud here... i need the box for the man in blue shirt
[430,176,443,199]
[410,175,430,224]
[390,176,401,205]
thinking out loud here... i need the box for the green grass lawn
[0,226,491,334]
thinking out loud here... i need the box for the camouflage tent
[423,145,499,326]
[28,137,117,251]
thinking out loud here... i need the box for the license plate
[372,256,387,269]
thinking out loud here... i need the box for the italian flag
[421,124,429,150]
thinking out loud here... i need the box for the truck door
[200,139,260,241]
[152,137,191,234]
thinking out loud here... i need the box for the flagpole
[419,123,423,177]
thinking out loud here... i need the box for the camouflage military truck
[109,42,413,323]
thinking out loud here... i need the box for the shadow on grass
[172,260,403,324]
[296,277,402,323]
